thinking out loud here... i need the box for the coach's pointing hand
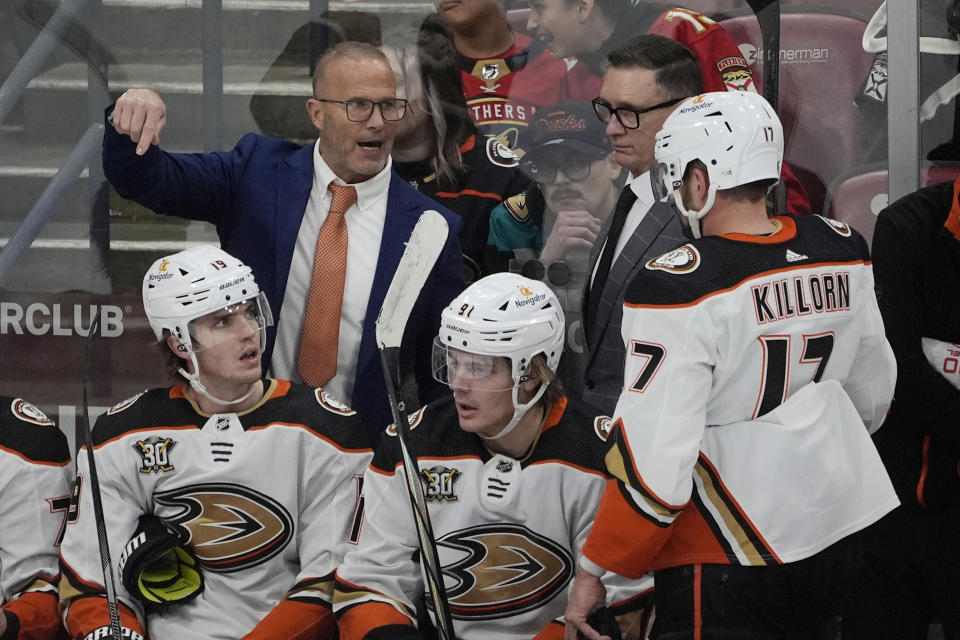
[111,88,167,155]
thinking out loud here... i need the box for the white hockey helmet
[652,91,783,237]
[142,245,272,352]
[433,273,564,440]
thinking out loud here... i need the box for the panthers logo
[155,483,293,573]
[435,523,573,620]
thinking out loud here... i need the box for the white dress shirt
[270,140,391,405]
[590,170,656,287]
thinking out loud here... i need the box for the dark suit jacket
[579,199,686,415]
[102,117,464,437]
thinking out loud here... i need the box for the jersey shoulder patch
[0,397,69,464]
[593,415,614,442]
[9,397,54,426]
[816,215,852,237]
[314,388,357,416]
[504,192,529,223]
[486,137,520,168]
[646,244,701,274]
[385,406,426,436]
[107,391,147,415]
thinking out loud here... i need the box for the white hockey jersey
[0,397,71,640]
[582,215,900,579]
[334,395,653,640]
[58,380,372,640]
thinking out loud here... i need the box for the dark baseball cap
[523,101,611,163]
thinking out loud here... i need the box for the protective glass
[591,97,683,130]
[431,338,516,391]
[187,293,273,353]
[519,152,605,184]
[314,98,409,121]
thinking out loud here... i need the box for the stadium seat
[779,0,882,22]
[719,7,875,214]
[824,163,960,247]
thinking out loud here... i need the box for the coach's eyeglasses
[314,98,409,122]
[592,97,683,130]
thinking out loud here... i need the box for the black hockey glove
[118,514,203,607]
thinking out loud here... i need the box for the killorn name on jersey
[752,271,850,325]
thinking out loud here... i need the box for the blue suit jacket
[103,120,464,438]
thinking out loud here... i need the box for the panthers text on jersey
[0,397,71,640]
[334,395,654,640]
[58,380,372,640]
[582,215,899,579]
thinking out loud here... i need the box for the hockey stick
[375,210,456,640]
[745,0,780,111]
[78,309,124,640]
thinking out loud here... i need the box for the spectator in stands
[0,396,70,640]
[842,175,960,640]
[488,100,622,397]
[435,0,585,151]
[524,0,811,214]
[101,41,464,440]
[384,15,530,284]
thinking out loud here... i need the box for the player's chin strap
[673,185,717,240]
[178,352,258,407]
[479,380,550,441]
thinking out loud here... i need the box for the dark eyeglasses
[591,97,684,129]
[314,98,409,122]
[519,152,607,184]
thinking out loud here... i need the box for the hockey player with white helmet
[59,245,373,640]
[566,91,899,639]
[334,272,653,640]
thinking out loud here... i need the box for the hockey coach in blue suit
[101,41,464,439]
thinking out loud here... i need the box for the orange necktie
[297,182,358,387]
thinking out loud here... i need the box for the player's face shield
[187,293,273,353]
[431,339,516,392]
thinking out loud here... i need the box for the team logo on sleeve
[818,215,852,236]
[155,483,293,573]
[10,398,54,426]
[435,523,573,620]
[421,465,462,502]
[717,56,756,92]
[134,436,177,474]
[646,244,701,273]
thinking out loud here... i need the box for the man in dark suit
[102,41,464,439]
[579,35,698,414]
